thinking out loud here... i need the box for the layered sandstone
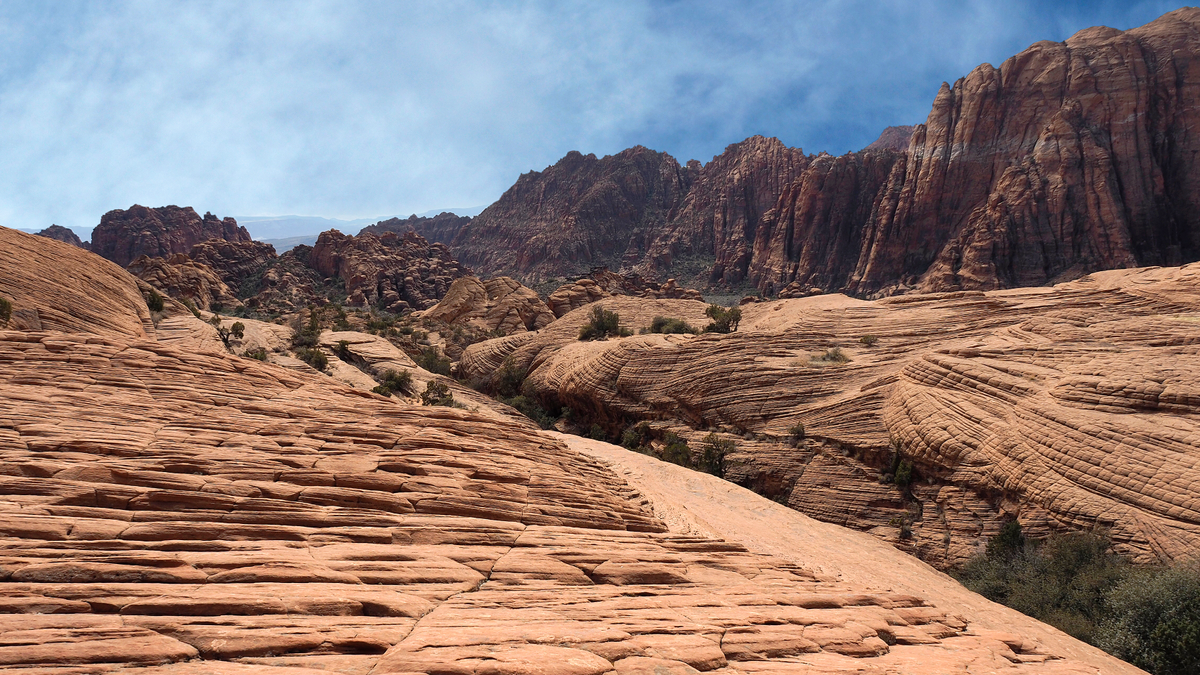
[127,255,243,312]
[310,230,469,312]
[421,276,555,333]
[91,206,251,267]
[0,208,1136,675]
[450,9,1200,299]
[547,268,705,318]
[188,239,278,296]
[35,224,89,250]
[460,263,1200,570]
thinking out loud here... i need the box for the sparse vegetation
[643,316,699,335]
[811,347,850,364]
[146,290,165,313]
[295,347,328,371]
[703,304,741,333]
[787,422,806,446]
[0,295,11,327]
[698,433,734,477]
[954,524,1200,675]
[291,310,322,348]
[209,316,245,349]
[372,369,413,397]
[498,394,560,429]
[578,305,632,341]
[416,347,452,376]
[894,458,914,489]
[494,356,526,398]
[242,347,268,361]
[181,298,202,319]
[420,380,456,406]
[859,334,878,347]
[333,339,353,360]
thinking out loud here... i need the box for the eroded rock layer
[459,264,1200,569]
[310,230,469,312]
[92,206,251,268]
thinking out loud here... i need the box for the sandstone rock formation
[862,125,916,152]
[0,216,1137,675]
[360,212,473,245]
[310,230,469,312]
[35,224,89,250]
[449,9,1200,300]
[188,239,278,295]
[460,263,1200,570]
[127,254,243,312]
[91,205,251,267]
[546,268,705,318]
[421,276,555,333]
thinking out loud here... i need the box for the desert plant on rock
[0,295,11,327]
[417,347,452,376]
[645,316,699,335]
[420,380,455,406]
[703,304,741,333]
[787,422,806,446]
[242,347,268,361]
[699,433,734,477]
[296,347,328,371]
[146,290,165,313]
[859,334,878,347]
[210,316,245,349]
[579,305,632,340]
[373,369,414,397]
[811,347,850,364]
[494,356,527,398]
[291,310,321,348]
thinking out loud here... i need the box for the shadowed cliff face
[91,205,251,267]
[452,8,1200,299]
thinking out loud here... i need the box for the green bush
[209,316,245,349]
[291,311,321,348]
[0,295,11,327]
[372,369,413,397]
[498,394,559,429]
[988,520,1026,558]
[242,347,268,361]
[588,424,607,441]
[658,432,692,467]
[703,304,741,333]
[578,305,632,341]
[1099,568,1200,675]
[420,380,455,406]
[494,356,526,398]
[181,298,201,319]
[787,422,806,446]
[698,433,734,477]
[417,347,452,376]
[621,422,654,451]
[146,290,165,312]
[812,347,850,364]
[296,347,328,371]
[333,339,353,360]
[645,316,699,335]
[894,459,914,488]
[859,334,879,347]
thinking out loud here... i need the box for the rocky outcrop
[460,263,1200,570]
[546,267,705,318]
[421,276,555,333]
[310,230,469,312]
[187,239,278,295]
[34,224,88,250]
[360,212,472,245]
[91,205,251,267]
[863,125,916,152]
[243,245,330,313]
[126,254,243,311]
[451,9,1200,299]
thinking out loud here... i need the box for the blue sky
[0,0,1186,238]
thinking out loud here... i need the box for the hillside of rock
[188,240,278,296]
[92,206,251,267]
[420,276,555,333]
[459,262,1200,571]
[0,220,1137,674]
[35,224,89,250]
[449,9,1200,299]
[360,212,473,245]
[127,255,243,312]
[310,230,470,312]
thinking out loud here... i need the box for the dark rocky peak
[862,125,916,152]
[359,212,472,245]
[35,224,88,250]
[91,205,251,267]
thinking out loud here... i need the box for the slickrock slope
[360,213,473,246]
[127,255,243,312]
[92,206,251,268]
[459,263,1200,569]
[35,224,89,250]
[310,230,469,312]
[0,226,152,337]
[0,221,1128,674]
[421,276,556,333]
[546,268,704,318]
[450,9,1200,297]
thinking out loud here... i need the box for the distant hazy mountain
[236,206,486,247]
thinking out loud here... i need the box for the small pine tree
[703,304,742,333]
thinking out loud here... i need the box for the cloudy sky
[0,0,1185,238]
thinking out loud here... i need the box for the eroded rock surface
[360,213,473,246]
[310,230,469,312]
[421,276,555,333]
[92,206,251,268]
[460,264,1200,569]
[127,255,243,312]
[188,240,278,296]
[35,225,89,250]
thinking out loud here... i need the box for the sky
[0,0,1187,238]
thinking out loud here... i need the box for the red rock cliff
[91,205,251,267]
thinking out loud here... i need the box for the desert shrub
[242,347,268,361]
[494,356,526,398]
[894,459,914,488]
[859,334,878,347]
[209,316,245,349]
[146,290,165,312]
[988,520,1026,558]
[1098,567,1200,675]
[291,311,321,348]
[498,395,559,429]
[420,380,455,406]
[417,347,452,376]
[812,347,850,364]
[328,304,351,331]
[703,304,741,333]
[657,432,692,467]
[372,369,413,397]
[698,433,734,477]
[333,339,353,360]
[0,295,11,327]
[295,347,329,371]
[621,422,654,451]
[181,298,202,319]
[579,306,632,341]
[645,316,699,335]
[588,424,607,441]
[787,422,806,446]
